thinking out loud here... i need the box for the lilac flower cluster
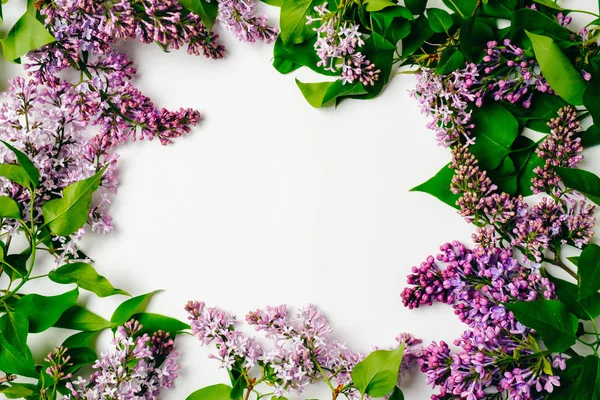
[218,0,278,43]
[308,3,380,86]
[186,301,420,399]
[413,40,551,146]
[402,242,564,400]
[64,320,179,399]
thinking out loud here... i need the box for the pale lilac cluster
[218,0,278,43]
[532,106,584,194]
[449,133,594,261]
[186,301,418,398]
[411,65,478,146]
[64,320,179,399]
[44,346,73,383]
[0,78,116,236]
[476,39,552,108]
[308,3,380,86]
[402,242,564,400]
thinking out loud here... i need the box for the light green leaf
[365,0,398,12]
[49,262,130,298]
[111,290,162,325]
[0,196,20,219]
[179,0,219,32]
[42,167,106,236]
[0,333,36,377]
[187,384,233,400]
[55,305,114,332]
[280,0,316,46]
[0,312,28,355]
[526,31,586,106]
[1,12,55,63]
[0,383,37,399]
[532,0,564,10]
[1,141,39,187]
[16,288,79,333]
[296,79,368,108]
[351,344,405,397]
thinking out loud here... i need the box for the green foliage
[436,48,465,75]
[577,244,600,300]
[296,79,368,107]
[555,167,600,205]
[504,300,578,352]
[583,83,600,126]
[410,163,460,209]
[351,344,405,398]
[582,125,600,148]
[1,12,55,63]
[279,0,316,47]
[42,167,106,236]
[130,313,190,337]
[0,383,37,398]
[1,141,40,188]
[111,290,161,325]
[16,288,79,333]
[54,305,114,332]
[49,262,130,298]
[0,196,21,219]
[427,8,453,34]
[179,0,219,31]
[551,276,600,321]
[526,31,586,106]
[187,384,233,400]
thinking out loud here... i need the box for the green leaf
[526,31,586,106]
[54,305,114,332]
[576,355,600,399]
[111,290,161,325]
[3,249,30,280]
[405,0,427,15]
[1,12,55,63]
[388,387,404,400]
[0,312,28,355]
[410,163,460,209]
[555,167,600,205]
[583,83,600,126]
[42,167,106,236]
[0,196,20,219]
[230,374,247,400]
[427,8,453,34]
[16,288,79,333]
[365,0,397,11]
[532,0,564,10]
[0,383,37,398]
[260,0,283,5]
[577,244,600,299]
[470,103,519,171]
[0,164,32,189]
[280,0,316,47]
[0,332,36,377]
[551,275,600,320]
[179,0,218,32]
[510,10,572,45]
[441,0,477,17]
[1,141,39,188]
[489,156,517,195]
[296,79,368,108]
[49,262,130,298]
[130,313,190,337]
[548,357,584,400]
[436,48,465,75]
[351,344,405,397]
[272,36,338,76]
[186,384,233,400]
[62,331,98,349]
[402,15,433,57]
[582,125,600,148]
[459,17,494,62]
[370,6,413,46]
[63,346,97,374]
[504,300,578,352]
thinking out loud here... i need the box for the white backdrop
[2,1,598,399]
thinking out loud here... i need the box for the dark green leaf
[42,167,106,236]
[49,262,130,298]
[3,249,30,280]
[388,387,404,400]
[371,6,413,45]
[279,0,316,46]
[427,8,453,33]
[582,125,600,147]
[405,0,427,15]
[272,37,338,76]
[555,167,600,205]
[63,347,97,374]
[402,15,433,57]
[230,374,247,400]
[179,0,218,31]
[441,0,477,17]
[0,332,36,377]
[62,331,98,349]
[470,103,519,171]
[459,17,494,62]
[1,141,39,187]
[436,48,465,75]
[532,0,563,10]
[526,31,586,106]
[16,288,79,333]
[410,163,460,209]
[505,300,578,352]
[551,275,600,320]
[548,357,584,400]
[576,356,600,399]
[351,344,405,397]
[0,312,28,354]
[489,157,517,195]
[111,290,161,325]
[1,12,54,62]
[583,83,600,126]
[0,196,21,219]
[510,9,572,45]
[55,305,114,332]
[130,313,190,337]
[577,244,600,299]
[186,384,233,400]
[296,79,368,108]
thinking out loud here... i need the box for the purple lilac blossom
[217,0,278,43]
[64,320,179,399]
[308,2,380,86]
[402,242,563,400]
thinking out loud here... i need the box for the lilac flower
[218,0,278,43]
[308,2,380,86]
[63,320,179,399]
